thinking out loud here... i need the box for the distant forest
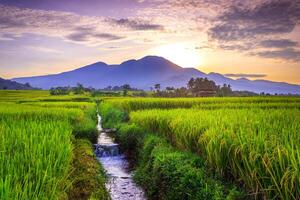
[49,77,289,97]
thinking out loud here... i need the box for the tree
[74,83,85,94]
[107,86,112,91]
[154,84,161,92]
[187,78,195,90]
[174,87,189,97]
[187,77,218,97]
[121,84,131,96]
[50,87,71,95]
[166,87,174,92]
[217,84,233,96]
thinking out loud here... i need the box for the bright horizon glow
[150,43,203,68]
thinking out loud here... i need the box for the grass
[0,91,108,199]
[115,124,244,200]
[100,97,300,200]
[130,108,300,200]
[68,139,110,200]
[0,108,73,199]
[0,90,50,102]
[102,97,300,112]
[2,90,299,200]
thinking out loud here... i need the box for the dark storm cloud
[209,0,300,41]
[224,73,267,78]
[260,39,298,48]
[250,48,300,62]
[108,18,164,30]
[66,27,124,42]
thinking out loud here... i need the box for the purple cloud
[209,0,300,41]
[260,39,298,48]
[108,18,164,31]
[250,48,300,62]
[66,27,124,42]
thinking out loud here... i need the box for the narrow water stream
[94,114,146,200]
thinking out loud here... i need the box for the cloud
[0,5,100,40]
[209,0,300,42]
[250,48,300,62]
[108,18,164,30]
[260,39,298,48]
[219,43,254,51]
[0,4,162,46]
[27,46,62,54]
[224,73,267,78]
[66,27,124,42]
[206,0,300,62]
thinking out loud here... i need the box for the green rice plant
[103,97,300,112]
[0,95,100,199]
[0,90,49,102]
[22,102,96,109]
[130,108,300,200]
[134,135,244,200]
[98,102,127,128]
[0,113,73,199]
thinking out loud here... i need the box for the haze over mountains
[12,56,300,94]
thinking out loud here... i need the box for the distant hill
[12,56,300,94]
[0,77,36,90]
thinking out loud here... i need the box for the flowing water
[95,114,146,200]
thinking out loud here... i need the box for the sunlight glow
[151,43,203,68]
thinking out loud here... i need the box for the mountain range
[12,56,300,94]
[0,78,36,90]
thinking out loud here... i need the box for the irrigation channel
[94,113,146,200]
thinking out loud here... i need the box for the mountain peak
[140,55,166,61]
[139,55,176,65]
[121,59,137,65]
[120,56,167,66]
[71,61,108,73]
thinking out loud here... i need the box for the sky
[0,0,300,84]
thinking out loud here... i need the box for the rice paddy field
[1,90,300,200]
[100,97,300,200]
[0,91,108,200]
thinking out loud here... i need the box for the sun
[150,43,203,68]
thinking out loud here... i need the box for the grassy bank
[68,139,110,200]
[118,124,244,200]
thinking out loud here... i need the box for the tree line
[50,78,279,97]
[50,83,145,96]
[153,77,257,97]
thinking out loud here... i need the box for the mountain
[0,77,36,90]
[12,56,300,94]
